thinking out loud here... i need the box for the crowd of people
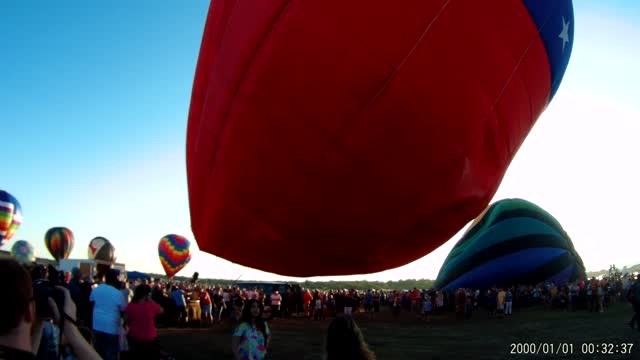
[1,256,639,360]
[140,275,639,326]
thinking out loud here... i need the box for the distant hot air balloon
[158,234,191,278]
[186,0,575,276]
[88,236,116,264]
[11,240,35,265]
[88,237,116,279]
[44,227,74,261]
[0,190,23,247]
[434,198,586,290]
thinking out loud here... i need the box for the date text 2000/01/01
[510,343,635,355]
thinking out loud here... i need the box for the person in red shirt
[303,290,313,318]
[200,288,213,326]
[410,288,421,317]
[124,285,164,359]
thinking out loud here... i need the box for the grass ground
[158,303,639,359]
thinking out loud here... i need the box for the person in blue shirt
[364,291,373,319]
[487,290,497,318]
[171,286,187,327]
[424,297,432,322]
[505,289,514,316]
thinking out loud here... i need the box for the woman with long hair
[325,315,375,360]
[231,299,271,360]
[124,284,164,359]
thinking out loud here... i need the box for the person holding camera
[0,258,100,360]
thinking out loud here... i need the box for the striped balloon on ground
[0,190,23,247]
[434,198,585,290]
[11,240,35,265]
[158,234,191,278]
[44,227,74,261]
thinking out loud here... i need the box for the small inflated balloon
[186,0,575,276]
[11,240,35,264]
[434,198,585,290]
[44,227,74,261]
[88,237,116,264]
[0,190,23,247]
[158,234,191,278]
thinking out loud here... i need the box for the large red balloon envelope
[186,0,574,276]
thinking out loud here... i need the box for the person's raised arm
[30,318,44,355]
[231,323,245,360]
[261,321,272,351]
[55,286,102,360]
[231,335,242,360]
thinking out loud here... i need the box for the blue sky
[1,1,639,281]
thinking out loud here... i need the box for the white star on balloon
[559,16,570,53]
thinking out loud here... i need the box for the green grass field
[158,303,640,359]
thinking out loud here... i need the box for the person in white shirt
[270,291,282,318]
[246,289,255,301]
[89,270,127,360]
[120,281,133,305]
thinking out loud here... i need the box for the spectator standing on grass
[487,290,497,318]
[270,291,282,319]
[120,282,133,305]
[171,286,187,327]
[200,288,213,326]
[314,295,324,321]
[90,269,127,360]
[352,291,361,314]
[124,285,164,360]
[569,282,579,312]
[587,281,597,312]
[344,291,353,316]
[326,294,336,318]
[505,288,513,316]
[628,274,640,331]
[410,288,421,317]
[464,297,473,319]
[497,288,506,317]
[231,299,271,360]
[597,282,605,313]
[392,294,401,319]
[424,296,432,322]
[364,290,373,314]
[372,290,381,314]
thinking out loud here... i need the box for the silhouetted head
[326,315,375,360]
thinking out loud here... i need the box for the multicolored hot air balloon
[11,240,35,265]
[186,0,575,276]
[88,237,116,264]
[0,190,23,247]
[434,199,586,290]
[89,236,117,279]
[44,227,74,261]
[158,234,191,278]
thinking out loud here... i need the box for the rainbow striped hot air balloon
[0,190,23,248]
[158,234,191,278]
[44,227,74,262]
